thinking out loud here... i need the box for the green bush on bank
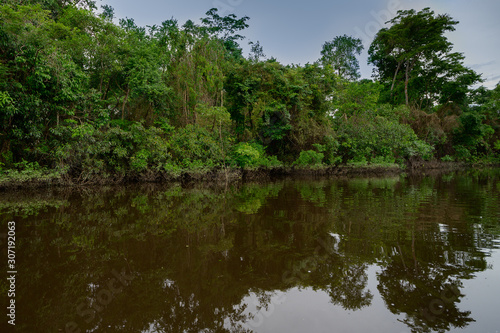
[293,149,324,167]
[169,124,228,169]
[46,122,283,181]
[0,159,66,185]
[336,116,434,165]
[51,121,172,180]
[230,142,281,168]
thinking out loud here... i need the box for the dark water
[1,169,500,333]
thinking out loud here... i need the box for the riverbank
[1,160,492,190]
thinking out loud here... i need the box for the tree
[248,40,265,61]
[2,0,97,18]
[469,82,500,152]
[201,8,249,59]
[368,7,481,107]
[0,4,88,160]
[320,35,363,80]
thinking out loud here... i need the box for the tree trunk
[121,86,129,121]
[184,89,188,125]
[405,61,410,106]
[391,60,402,93]
[404,56,420,107]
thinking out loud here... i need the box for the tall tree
[2,0,97,18]
[368,7,480,107]
[0,4,88,158]
[320,35,363,80]
[201,8,249,59]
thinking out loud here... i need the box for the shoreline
[1,161,494,190]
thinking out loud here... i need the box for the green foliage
[0,4,89,158]
[225,60,335,158]
[0,3,498,182]
[169,124,227,169]
[337,116,434,164]
[52,122,171,180]
[154,117,175,134]
[231,142,261,167]
[452,111,494,160]
[452,145,473,162]
[0,91,13,107]
[368,7,481,108]
[201,8,249,45]
[231,142,281,168]
[331,79,381,119]
[321,136,342,165]
[375,104,410,122]
[441,155,454,162]
[293,150,324,167]
[0,158,64,185]
[130,149,150,172]
[321,34,363,80]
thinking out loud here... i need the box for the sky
[98,0,500,89]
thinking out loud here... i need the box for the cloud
[487,74,500,82]
[470,60,497,70]
[481,75,500,89]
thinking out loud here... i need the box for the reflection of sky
[232,250,500,333]
[459,249,500,333]
[102,0,500,89]
[234,266,409,333]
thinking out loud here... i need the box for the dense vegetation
[1,1,499,184]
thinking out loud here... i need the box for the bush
[169,124,228,169]
[336,116,434,164]
[232,142,261,167]
[453,145,474,162]
[231,142,281,168]
[293,150,324,167]
[321,136,342,165]
[0,159,65,185]
[51,121,172,180]
[370,155,395,165]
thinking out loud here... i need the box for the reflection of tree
[1,170,499,332]
[99,273,253,333]
[377,231,479,333]
[309,235,374,311]
[327,261,373,310]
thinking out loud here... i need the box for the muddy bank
[3,160,495,190]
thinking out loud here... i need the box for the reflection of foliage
[378,252,476,333]
[234,182,283,214]
[1,170,499,332]
[326,261,373,310]
[296,182,327,207]
[0,198,67,218]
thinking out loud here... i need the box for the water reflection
[1,169,499,332]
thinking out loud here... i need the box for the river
[1,169,499,332]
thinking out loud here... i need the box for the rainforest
[1,1,499,186]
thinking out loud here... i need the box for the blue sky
[99,0,500,88]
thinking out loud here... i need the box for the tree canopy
[0,3,499,184]
[321,34,363,80]
[368,7,481,108]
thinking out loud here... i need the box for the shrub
[336,116,434,164]
[293,150,324,167]
[231,142,281,168]
[169,124,228,168]
[321,136,342,165]
[494,140,500,152]
[453,145,473,162]
[51,122,172,180]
